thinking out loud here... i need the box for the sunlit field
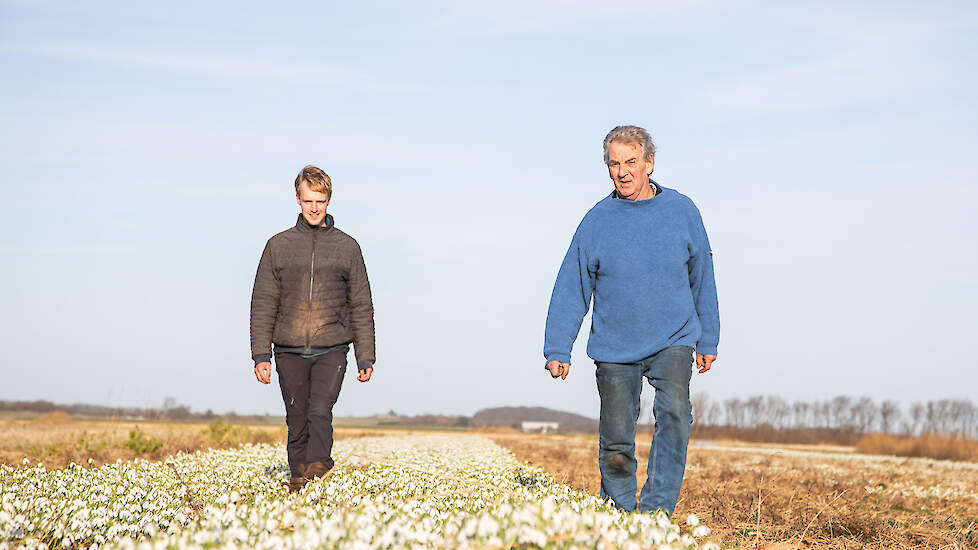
[492,434,978,549]
[1,432,713,549]
[4,419,977,549]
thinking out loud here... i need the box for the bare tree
[724,398,745,429]
[813,400,831,429]
[691,392,711,427]
[658,393,976,442]
[851,396,879,434]
[925,400,956,435]
[766,396,791,429]
[907,402,924,436]
[792,401,811,429]
[745,395,765,428]
[830,396,853,430]
[706,402,723,427]
[948,400,976,437]
[879,400,902,434]
[957,400,978,438]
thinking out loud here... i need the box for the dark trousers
[274,350,347,478]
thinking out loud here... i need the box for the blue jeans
[595,345,693,515]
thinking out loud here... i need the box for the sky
[1,1,976,418]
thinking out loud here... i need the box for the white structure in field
[521,421,559,434]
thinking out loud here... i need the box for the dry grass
[0,418,460,468]
[0,417,457,470]
[491,433,978,549]
[0,418,286,469]
[856,433,978,462]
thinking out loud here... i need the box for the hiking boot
[304,461,330,479]
[288,476,308,493]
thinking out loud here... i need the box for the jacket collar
[294,213,335,233]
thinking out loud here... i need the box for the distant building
[521,421,559,434]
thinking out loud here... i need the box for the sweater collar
[610,179,663,202]
[295,213,335,233]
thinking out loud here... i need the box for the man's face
[296,182,330,226]
[606,140,654,201]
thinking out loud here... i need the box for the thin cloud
[0,41,376,87]
[691,9,953,117]
[418,0,729,38]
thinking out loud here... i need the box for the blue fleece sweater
[544,186,719,365]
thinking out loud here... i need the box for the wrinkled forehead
[607,139,648,160]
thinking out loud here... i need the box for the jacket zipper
[305,232,317,354]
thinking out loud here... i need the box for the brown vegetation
[491,433,978,549]
[0,419,442,470]
[0,418,286,469]
[856,433,978,462]
[31,411,73,425]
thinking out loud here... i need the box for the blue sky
[1,1,976,417]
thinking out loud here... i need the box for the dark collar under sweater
[612,180,662,201]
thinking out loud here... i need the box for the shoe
[288,477,308,493]
[304,461,330,479]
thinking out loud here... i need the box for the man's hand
[357,367,373,382]
[254,361,272,384]
[546,360,571,380]
[696,354,717,374]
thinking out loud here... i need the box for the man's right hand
[546,360,571,380]
[254,362,272,384]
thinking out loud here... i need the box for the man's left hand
[357,367,373,382]
[696,354,717,373]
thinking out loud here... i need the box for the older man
[544,125,719,516]
[250,165,376,493]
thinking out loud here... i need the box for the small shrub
[204,419,234,443]
[74,431,106,454]
[124,427,162,454]
[202,418,272,447]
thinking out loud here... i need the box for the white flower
[1,434,714,549]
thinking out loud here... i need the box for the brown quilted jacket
[250,214,375,365]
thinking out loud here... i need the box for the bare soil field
[491,433,978,549]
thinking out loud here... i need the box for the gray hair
[602,125,656,164]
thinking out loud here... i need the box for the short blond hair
[294,165,333,197]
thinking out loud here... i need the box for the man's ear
[648,155,655,175]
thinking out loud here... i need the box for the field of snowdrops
[1,434,717,549]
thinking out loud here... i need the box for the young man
[544,126,720,516]
[250,165,376,492]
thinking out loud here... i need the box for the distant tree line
[0,398,268,423]
[0,399,469,428]
[685,393,978,444]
